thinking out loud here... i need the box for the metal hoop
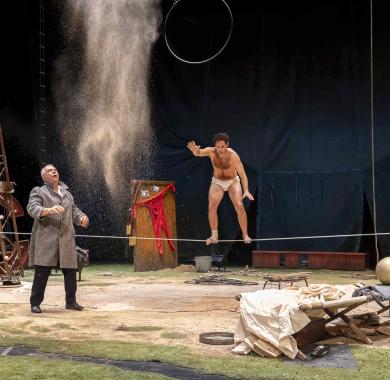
[164,0,233,65]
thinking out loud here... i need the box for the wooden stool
[263,272,310,289]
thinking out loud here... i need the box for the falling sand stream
[57,0,161,199]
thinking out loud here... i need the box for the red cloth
[132,184,175,255]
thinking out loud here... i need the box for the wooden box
[252,250,366,270]
[130,180,177,272]
[252,251,280,267]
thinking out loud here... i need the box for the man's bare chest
[212,153,232,170]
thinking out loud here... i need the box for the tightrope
[2,231,390,242]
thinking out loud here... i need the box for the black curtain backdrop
[151,0,390,261]
[1,0,390,263]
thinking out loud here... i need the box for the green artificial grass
[29,326,51,333]
[1,335,390,379]
[0,356,171,380]
[115,325,164,332]
[160,332,187,340]
[51,323,77,330]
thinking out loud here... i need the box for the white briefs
[211,176,240,192]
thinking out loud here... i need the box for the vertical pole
[369,0,379,263]
[39,0,47,166]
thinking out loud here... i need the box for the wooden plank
[284,252,300,268]
[308,253,328,269]
[252,251,279,268]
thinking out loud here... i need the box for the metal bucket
[195,256,212,272]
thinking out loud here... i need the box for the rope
[3,231,390,242]
[369,0,379,262]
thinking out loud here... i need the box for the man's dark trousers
[30,266,77,306]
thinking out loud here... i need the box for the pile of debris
[236,267,264,277]
[185,274,258,286]
[327,312,390,340]
[341,273,377,280]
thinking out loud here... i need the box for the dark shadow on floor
[283,344,357,369]
[0,345,238,380]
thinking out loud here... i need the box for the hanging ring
[164,0,233,65]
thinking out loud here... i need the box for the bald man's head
[41,164,59,183]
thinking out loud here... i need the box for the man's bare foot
[206,230,218,245]
[243,235,252,244]
[206,236,218,245]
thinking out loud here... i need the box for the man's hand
[40,205,64,217]
[80,215,89,228]
[187,141,200,156]
[242,191,254,201]
[48,205,65,214]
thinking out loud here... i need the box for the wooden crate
[252,250,366,270]
[131,180,178,272]
[252,251,279,267]
[307,252,366,270]
[284,252,300,268]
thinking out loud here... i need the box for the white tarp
[234,284,345,359]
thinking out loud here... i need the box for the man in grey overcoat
[27,164,89,313]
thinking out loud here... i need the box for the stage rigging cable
[4,231,390,244]
[369,0,379,262]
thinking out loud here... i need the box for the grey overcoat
[27,181,86,269]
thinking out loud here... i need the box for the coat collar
[43,181,69,191]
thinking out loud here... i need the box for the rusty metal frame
[0,125,24,285]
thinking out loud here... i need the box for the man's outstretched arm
[187,141,212,157]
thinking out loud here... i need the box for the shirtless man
[187,132,254,245]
